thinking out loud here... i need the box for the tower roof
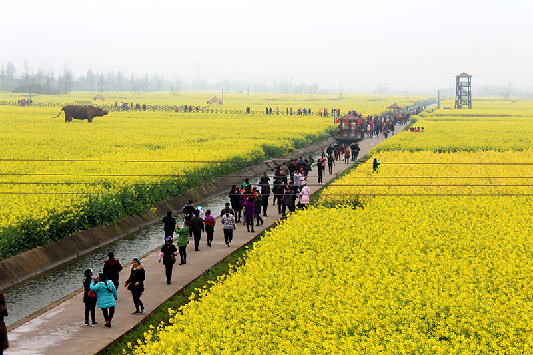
[455,72,472,78]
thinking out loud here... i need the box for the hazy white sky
[1,0,532,91]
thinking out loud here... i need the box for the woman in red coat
[344,148,350,164]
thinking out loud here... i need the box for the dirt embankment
[0,137,337,290]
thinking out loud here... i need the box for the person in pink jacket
[299,184,311,208]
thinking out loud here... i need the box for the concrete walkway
[4,128,400,355]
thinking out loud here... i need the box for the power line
[1,158,533,165]
[2,181,533,188]
[0,192,531,197]
[3,172,533,179]
[0,159,264,164]
[336,176,533,179]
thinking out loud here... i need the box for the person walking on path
[350,142,360,161]
[182,200,196,238]
[191,209,205,251]
[273,177,281,206]
[261,183,270,216]
[344,147,350,164]
[204,209,216,247]
[221,210,236,247]
[229,186,242,223]
[90,273,117,328]
[220,202,234,217]
[334,144,341,161]
[317,155,326,184]
[282,184,295,216]
[162,211,176,239]
[83,268,98,326]
[175,221,190,264]
[277,182,286,214]
[0,294,7,354]
[293,169,301,191]
[243,197,255,232]
[254,194,264,226]
[158,237,178,285]
[327,153,335,174]
[259,171,270,186]
[280,163,289,178]
[124,257,145,315]
[299,184,311,208]
[103,252,123,290]
[298,170,306,189]
[326,144,334,157]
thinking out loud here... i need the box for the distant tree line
[0,61,172,94]
[0,60,330,95]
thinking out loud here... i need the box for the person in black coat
[327,154,335,174]
[162,211,176,238]
[83,268,97,326]
[260,172,270,186]
[220,202,234,217]
[229,186,242,223]
[159,237,177,285]
[124,257,145,314]
[350,143,360,161]
[191,209,204,251]
[261,184,270,216]
[182,201,196,221]
[272,177,281,206]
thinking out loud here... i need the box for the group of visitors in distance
[262,107,338,116]
[348,115,404,139]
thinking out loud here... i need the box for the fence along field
[0,92,428,261]
[130,98,533,355]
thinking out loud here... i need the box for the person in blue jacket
[90,273,117,328]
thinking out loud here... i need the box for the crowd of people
[17,98,32,106]
[80,251,144,329]
[260,107,345,116]
[114,102,147,111]
[410,127,424,132]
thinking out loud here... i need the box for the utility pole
[221,89,224,106]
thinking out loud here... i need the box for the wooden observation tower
[454,72,472,109]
